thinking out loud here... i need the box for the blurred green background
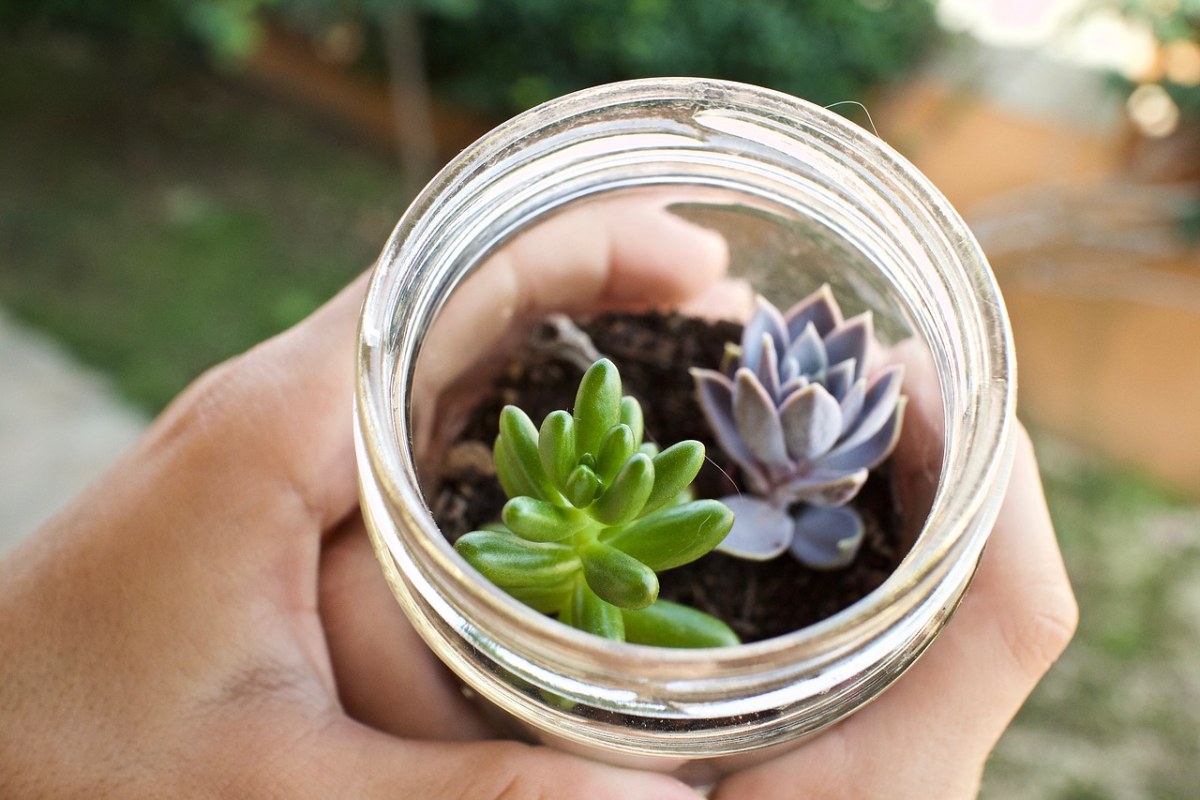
[0,0,940,409]
[2,2,1198,798]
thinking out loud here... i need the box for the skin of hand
[0,202,722,800]
[711,358,1079,798]
[0,199,1077,799]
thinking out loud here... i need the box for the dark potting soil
[430,312,905,642]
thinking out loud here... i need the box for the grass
[0,33,409,410]
[982,436,1200,800]
[3,32,1198,799]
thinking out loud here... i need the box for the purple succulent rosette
[690,286,906,569]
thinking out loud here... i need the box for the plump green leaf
[502,496,588,542]
[470,357,739,648]
[561,580,625,641]
[579,541,658,610]
[494,435,537,499]
[664,486,694,508]
[508,581,574,614]
[564,464,601,508]
[499,405,558,501]
[601,499,734,571]
[455,531,579,588]
[573,358,622,461]
[595,423,636,483]
[591,453,654,525]
[621,600,740,648]
[643,440,705,515]
[620,395,644,444]
[538,410,576,491]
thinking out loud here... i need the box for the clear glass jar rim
[357,78,1015,686]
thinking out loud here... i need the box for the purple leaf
[714,495,793,560]
[778,468,867,507]
[839,364,905,450]
[824,359,856,402]
[740,297,788,376]
[822,398,907,472]
[824,312,873,382]
[790,505,865,569]
[839,379,866,437]
[779,374,809,400]
[756,333,782,402]
[780,355,799,384]
[733,368,791,468]
[778,383,842,461]
[784,284,842,340]
[691,368,765,483]
[786,321,828,377]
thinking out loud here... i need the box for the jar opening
[356,78,1014,758]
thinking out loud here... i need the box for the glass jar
[354,78,1016,784]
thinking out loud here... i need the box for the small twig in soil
[532,314,605,372]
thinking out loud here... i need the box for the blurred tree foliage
[424,0,939,115]
[0,0,187,47]
[0,1,471,62]
[2,0,938,115]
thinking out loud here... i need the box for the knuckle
[468,745,589,800]
[152,346,286,458]
[483,750,554,800]
[162,354,259,441]
[999,579,1079,677]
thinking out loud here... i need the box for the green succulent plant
[454,358,739,647]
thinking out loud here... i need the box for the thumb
[295,720,704,800]
[411,197,728,426]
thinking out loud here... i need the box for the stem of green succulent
[454,357,739,648]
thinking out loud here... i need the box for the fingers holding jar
[712,423,1077,799]
[410,197,730,462]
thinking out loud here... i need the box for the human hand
[711,413,1078,798]
[324,207,1078,800]
[0,200,727,799]
[0,194,1076,799]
